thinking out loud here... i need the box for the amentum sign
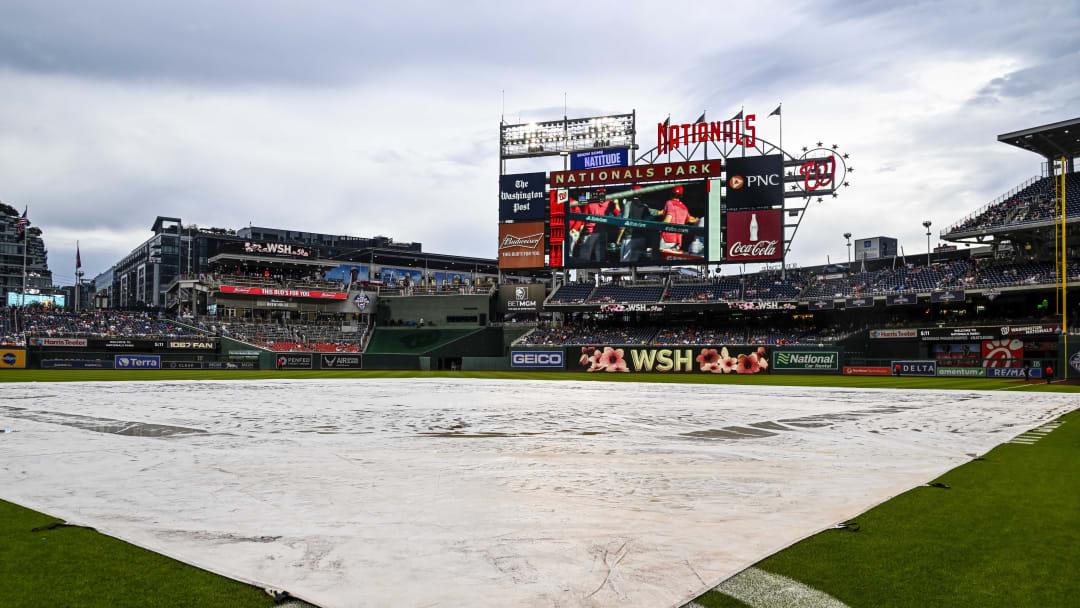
[499,172,547,221]
[725,209,782,261]
[774,351,838,371]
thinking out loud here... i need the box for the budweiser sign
[218,285,347,300]
[499,222,546,269]
[500,232,543,250]
[725,210,782,261]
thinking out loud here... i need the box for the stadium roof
[998,117,1080,159]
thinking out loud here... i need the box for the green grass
[1,368,1078,392]
[0,500,275,608]
[694,408,1080,608]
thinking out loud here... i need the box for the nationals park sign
[549,160,721,188]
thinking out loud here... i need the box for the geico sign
[510,351,564,368]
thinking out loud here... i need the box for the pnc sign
[724,155,784,208]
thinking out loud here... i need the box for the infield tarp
[0,380,1073,608]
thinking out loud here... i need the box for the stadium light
[922,220,932,266]
[843,232,852,265]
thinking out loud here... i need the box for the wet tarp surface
[0,379,1072,607]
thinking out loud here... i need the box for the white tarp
[0,379,1073,608]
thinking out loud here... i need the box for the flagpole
[21,220,27,308]
[75,240,80,313]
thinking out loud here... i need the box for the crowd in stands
[547,258,1080,304]
[519,322,853,346]
[0,307,194,344]
[522,324,657,345]
[946,172,1079,235]
[198,316,367,353]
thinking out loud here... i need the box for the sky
[0,0,1077,286]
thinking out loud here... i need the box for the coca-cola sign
[725,210,782,261]
[498,222,546,269]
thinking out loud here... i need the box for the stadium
[1,3,1080,596]
[1,106,1077,607]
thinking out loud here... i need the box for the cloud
[0,0,1077,285]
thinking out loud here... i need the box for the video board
[562,181,708,267]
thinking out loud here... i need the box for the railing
[941,175,1041,236]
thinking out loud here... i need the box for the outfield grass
[1,368,1079,392]
[0,500,275,608]
[693,408,1080,608]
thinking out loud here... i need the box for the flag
[76,241,82,270]
[694,112,706,124]
[15,207,29,239]
[768,104,782,117]
[732,109,743,120]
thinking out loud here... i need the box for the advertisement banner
[724,209,782,262]
[885,293,918,307]
[320,354,362,369]
[497,284,546,313]
[893,360,937,376]
[41,359,113,369]
[937,367,986,377]
[987,367,1029,379]
[276,353,313,370]
[31,337,88,347]
[843,366,892,376]
[807,299,835,311]
[773,351,838,371]
[570,149,629,171]
[981,338,1023,368]
[564,182,707,267]
[723,154,784,209]
[572,345,769,374]
[1000,324,1061,336]
[498,222,546,269]
[114,355,161,370]
[845,296,874,309]
[162,361,203,370]
[549,160,721,188]
[869,329,917,339]
[498,172,547,221]
[219,285,347,300]
[510,351,564,368]
[930,289,965,304]
[206,361,259,370]
[0,349,27,369]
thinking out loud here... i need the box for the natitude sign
[725,209,782,261]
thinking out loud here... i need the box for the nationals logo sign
[725,209,782,261]
[981,338,1023,368]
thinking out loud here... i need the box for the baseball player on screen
[660,185,699,252]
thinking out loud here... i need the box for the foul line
[710,567,851,608]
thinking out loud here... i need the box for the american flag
[15,207,29,239]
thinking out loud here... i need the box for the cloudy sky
[1,0,1077,285]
